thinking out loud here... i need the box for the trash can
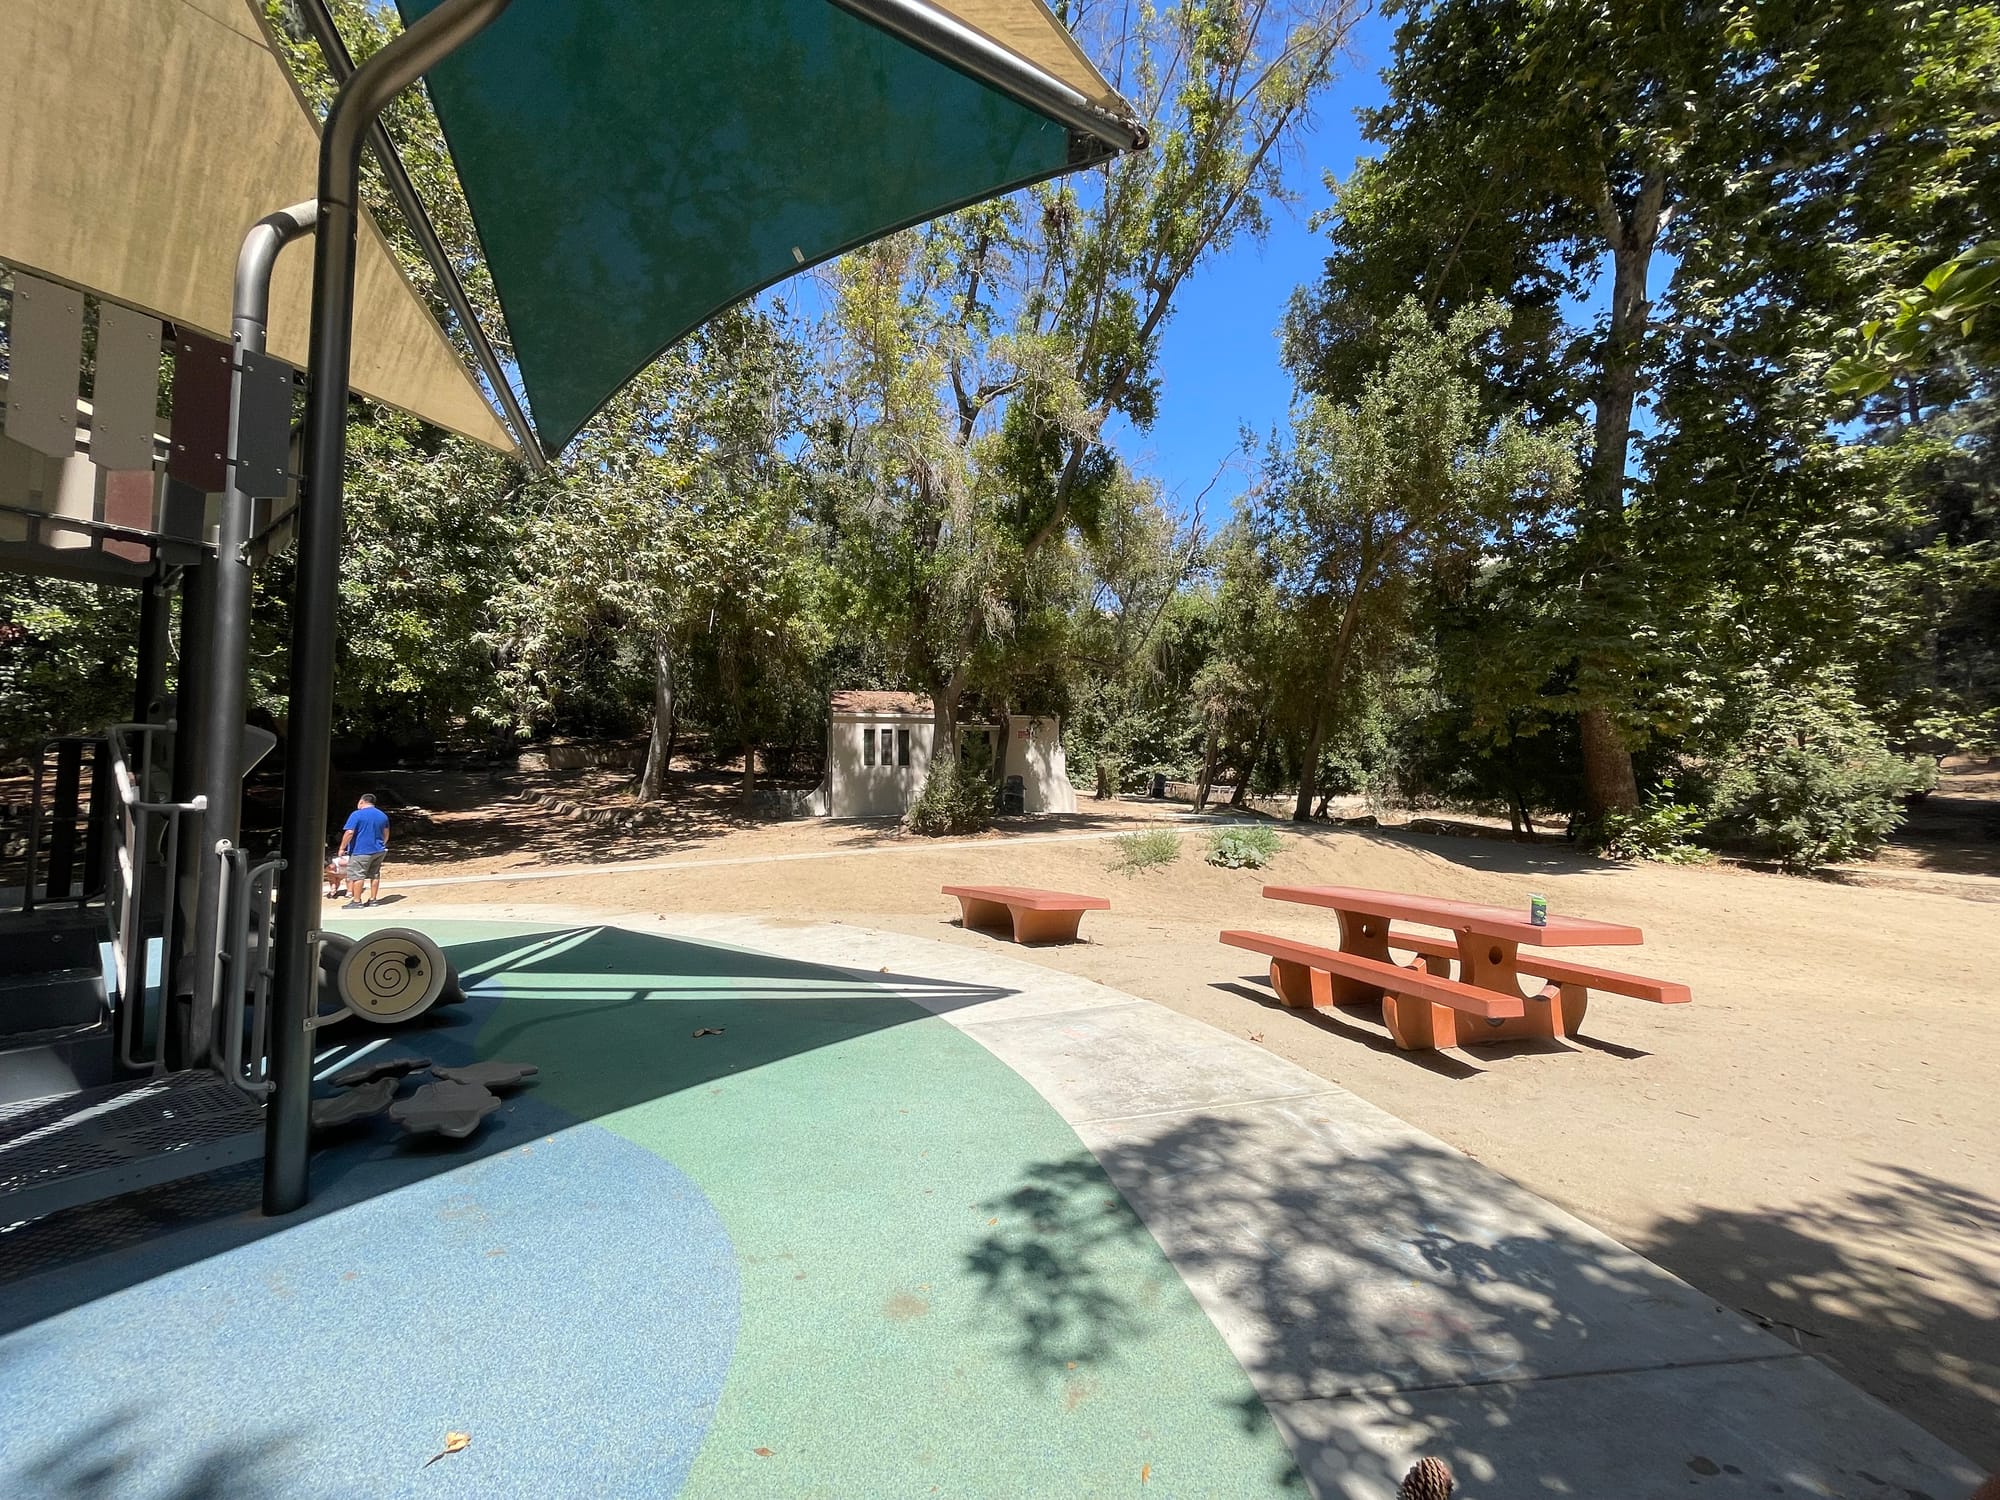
[1002,775,1025,814]
[1148,772,1167,799]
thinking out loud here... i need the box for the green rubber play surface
[447,920,1301,1496]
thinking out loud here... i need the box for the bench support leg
[1012,907,1085,945]
[1381,993,1460,1050]
[956,896,1013,937]
[1268,959,1331,1009]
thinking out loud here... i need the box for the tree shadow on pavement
[12,1407,296,1500]
[963,1110,1981,1497]
[1638,1164,2000,1471]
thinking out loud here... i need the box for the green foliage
[1583,787,1711,866]
[1205,824,1283,869]
[1106,828,1181,873]
[1832,243,2000,397]
[0,578,137,761]
[905,751,995,838]
[1701,673,1936,873]
[1251,297,1578,818]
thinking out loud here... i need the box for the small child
[324,852,349,900]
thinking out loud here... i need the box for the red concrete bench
[1221,929,1524,1048]
[1387,928,1690,1037]
[945,885,1110,945]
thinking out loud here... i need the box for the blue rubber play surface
[0,920,1300,1498]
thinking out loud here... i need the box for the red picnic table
[1222,884,1687,1050]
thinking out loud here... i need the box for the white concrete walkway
[410,903,1983,1499]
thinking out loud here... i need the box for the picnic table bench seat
[1220,929,1525,1050]
[944,884,1109,945]
[1386,928,1692,1006]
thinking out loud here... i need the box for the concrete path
[420,904,1983,1500]
[391,816,1247,892]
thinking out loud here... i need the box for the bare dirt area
[383,773,2000,1467]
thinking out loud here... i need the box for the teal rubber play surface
[1,920,1300,1498]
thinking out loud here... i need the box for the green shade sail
[398,0,1135,455]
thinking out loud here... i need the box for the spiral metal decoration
[335,928,448,1025]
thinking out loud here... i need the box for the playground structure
[0,0,1142,1219]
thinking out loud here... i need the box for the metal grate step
[0,1070,262,1225]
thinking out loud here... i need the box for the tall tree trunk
[1193,724,1219,812]
[718,633,758,813]
[1291,558,1376,823]
[1576,170,1668,818]
[636,632,677,803]
[929,665,970,767]
[1230,706,1270,809]
[1292,711,1328,822]
[1578,707,1639,821]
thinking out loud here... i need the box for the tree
[825,0,1360,771]
[1253,298,1577,820]
[500,306,821,803]
[1286,0,2000,818]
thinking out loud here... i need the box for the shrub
[1585,783,1712,864]
[1701,673,1934,873]
[1106,829,1181,873]
[1205,824,1283,869]
[905,754,994,837]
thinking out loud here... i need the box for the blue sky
[1113,10,1398,526]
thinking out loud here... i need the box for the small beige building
[792,691,1078,819]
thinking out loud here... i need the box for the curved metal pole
[825,0,1148,152]
[291,0,544,468]
[265,0,514,1217]
[191,200,317,1071]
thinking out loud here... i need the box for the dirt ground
[376,761,2000,1469]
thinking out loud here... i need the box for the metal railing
[212,841,282,1096]
[105,723,204,1074]
[17,735,111,912]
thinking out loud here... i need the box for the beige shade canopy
[0,0,516,453]
[933,0,1121,106]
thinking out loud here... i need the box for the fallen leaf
[1248,1032,1265,1043]
[423,1432,471,1467]
[987,1217,998,1226]
[692,1027,725,1038]
[1141,1463,1151,1483]
[752,1447,775,1458]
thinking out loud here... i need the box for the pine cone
[1397,1456,1454,1500]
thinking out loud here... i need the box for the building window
[881,727,894,766]
[896,728,910,766]
[863,725,876,766]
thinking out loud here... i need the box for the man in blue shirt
[338,794,391,908]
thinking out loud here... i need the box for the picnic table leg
[1556,981,1588,1037]
[1453,933,1569,1042]
[1012,907,1084,945]
[1329,909,1396,1004]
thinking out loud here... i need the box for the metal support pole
[191,202,318,1072]
[292,0,543,468]
[167,557,216,1069]
[134,572,173,725]
[264,0,514,1217]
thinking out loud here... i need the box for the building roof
[832,690,934,716]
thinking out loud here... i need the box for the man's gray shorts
[349,851,384,881]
